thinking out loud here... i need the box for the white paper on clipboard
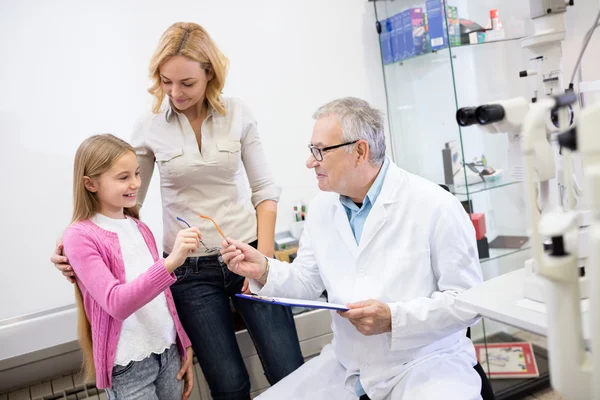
[235,294,349,311]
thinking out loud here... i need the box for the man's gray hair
[313,97,386,165]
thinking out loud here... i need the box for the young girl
[62,134,202,399]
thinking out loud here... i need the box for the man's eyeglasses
[308,140,359,162]
[176,215,226,255]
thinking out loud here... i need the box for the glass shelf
[385,37,525,67]
[454,179,523,196]
[480,245,530,265]
[451,36,524,49]
[389,49,448,67]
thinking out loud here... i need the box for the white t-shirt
[91,213,176,366]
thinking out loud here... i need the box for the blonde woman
[63,134,199,399]
[52,22,303,400]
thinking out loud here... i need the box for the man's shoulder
[408,172,453,198]
[388,164,459,210]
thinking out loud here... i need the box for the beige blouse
[130,97,281,255]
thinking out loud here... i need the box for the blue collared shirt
[339,157,390,244]
[339,157,390,397]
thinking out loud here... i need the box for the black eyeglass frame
[308,140,359,161]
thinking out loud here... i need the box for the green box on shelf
[447,6,461,46]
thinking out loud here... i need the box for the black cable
[569,10,600,86]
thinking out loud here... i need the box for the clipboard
[235,294,349,311]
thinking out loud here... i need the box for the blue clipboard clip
[235,293,349,311]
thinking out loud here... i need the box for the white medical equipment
[456,1,600,397]
[455,0,600,302]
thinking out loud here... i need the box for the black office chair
[467,328,496,400]
[437,184,495,399]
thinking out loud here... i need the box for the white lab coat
[252,161,484,400]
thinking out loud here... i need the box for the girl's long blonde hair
[71,134,140,382]
[148,22,230,115]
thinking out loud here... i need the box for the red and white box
[473,342,540,379]
[470,213,486,240]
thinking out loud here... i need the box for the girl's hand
[165,228,203,273]
[177,347,194,400]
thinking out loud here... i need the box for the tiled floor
[525,387,566,399]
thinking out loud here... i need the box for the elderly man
[221,97,484,400]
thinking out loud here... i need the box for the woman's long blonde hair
[71,134,140,382]
[148,22,229,115]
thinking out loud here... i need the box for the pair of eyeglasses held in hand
[176,215,226,255]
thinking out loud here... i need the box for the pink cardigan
[63,218,192,389]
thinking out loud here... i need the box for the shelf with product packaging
[384,36,525,67]
[372,0,547,397]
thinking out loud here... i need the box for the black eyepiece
[475,104,506,125]
[456,107,478,127]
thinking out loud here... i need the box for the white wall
[0,0,387,321]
